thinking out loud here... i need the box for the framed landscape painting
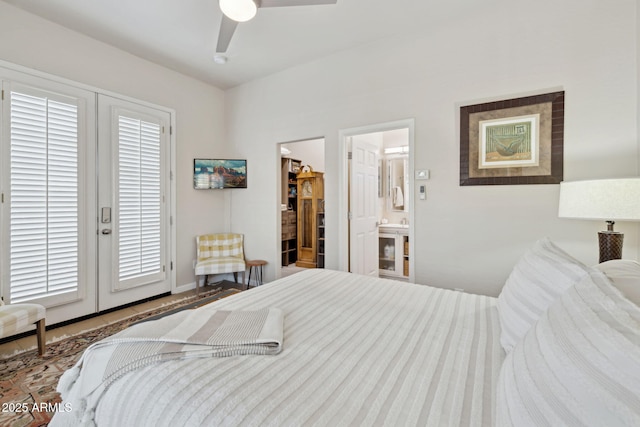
[459,91,564,186]
[194,159,247,189]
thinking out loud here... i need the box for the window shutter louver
[9,92,79,303]
[117,115,162,282]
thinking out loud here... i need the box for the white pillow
[594,259,640,306]
[497,237,590,353]
[496,270,640,426]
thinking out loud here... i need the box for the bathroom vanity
[378,224,409,281]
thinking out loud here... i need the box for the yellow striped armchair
[194,233,246,294]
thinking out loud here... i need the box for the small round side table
[246,259,267,288]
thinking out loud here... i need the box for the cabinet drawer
[282,211,294,224]
[282,223,296,240]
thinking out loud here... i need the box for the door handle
[101,229,112,235]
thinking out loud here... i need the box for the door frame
[338,119,415,282]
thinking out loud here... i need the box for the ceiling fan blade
[258,0,337,8]
[216,15,239,53]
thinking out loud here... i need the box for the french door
[97,95,171,311]
[1,73,172,323]
[1,79,97,323]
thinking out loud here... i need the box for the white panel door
[97,95,171,310]
[1,79,97,324]
[349,139,379,277]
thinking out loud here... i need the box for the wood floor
[0,288,202,360]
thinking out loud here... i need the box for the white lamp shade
[558,178,640,221]
[219,0,257,22]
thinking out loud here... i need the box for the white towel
[393,186,404,207]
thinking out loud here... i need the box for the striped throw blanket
[55,307,283,426]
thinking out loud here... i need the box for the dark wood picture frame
[460,91,564,186]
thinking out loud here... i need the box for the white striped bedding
[51,269,504,427]
[496,270,640,426]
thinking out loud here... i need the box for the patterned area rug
[0,287,240,427]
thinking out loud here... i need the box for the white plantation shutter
[9,91,79,303]
[117,114,162,283]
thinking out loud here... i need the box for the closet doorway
[278,138,326,279]
[339,119,415,283]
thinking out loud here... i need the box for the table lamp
[558,178,640,263]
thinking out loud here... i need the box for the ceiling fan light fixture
[213,54,228,64]
[219,0,257,23]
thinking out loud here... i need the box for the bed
[51,238,640,427]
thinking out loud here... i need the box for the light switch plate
[416,169,430,180]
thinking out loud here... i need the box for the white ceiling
[2,0,475,89]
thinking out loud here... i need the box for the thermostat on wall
[416,169,430,180]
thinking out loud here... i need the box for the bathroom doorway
[339,120,415,282]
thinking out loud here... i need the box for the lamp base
[598,231,623,263]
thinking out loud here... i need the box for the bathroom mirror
[387,154,409,212]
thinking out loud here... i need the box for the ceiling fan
[216,0,338,53]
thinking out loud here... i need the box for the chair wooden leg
[36,319,46,356]
[195,274,200,295]
[233,272,238,283]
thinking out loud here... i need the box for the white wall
[226,0,639,296]
[0,2,227,290]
